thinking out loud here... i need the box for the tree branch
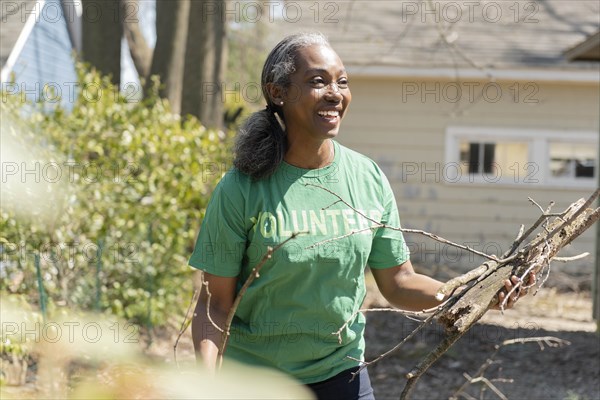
[203,279,224,333]
[334,307,438,345]
[217,233,302,368]
[304,183,498,261]
[402,192,599,399]
[305,184,597,399]
[553,252,590,262]
[450,337,570,400]
[173,288,200,368]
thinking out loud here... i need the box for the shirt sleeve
[367,167,410,269]
[188,172,247,277]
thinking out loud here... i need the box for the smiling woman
[233,32,351,178]
[188,32,525,400]
[272,43,351,163]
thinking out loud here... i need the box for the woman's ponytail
[233,108,286,179]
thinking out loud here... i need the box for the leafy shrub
[1,65,234,326]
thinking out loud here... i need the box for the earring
[279,101,284,106]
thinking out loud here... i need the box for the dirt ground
[361,270,600,400]
[3,269,598,400]
[143,266,599,400]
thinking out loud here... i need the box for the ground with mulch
[2,270,598,400]
[362,273,599,400]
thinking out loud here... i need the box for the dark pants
[307,367,375,400]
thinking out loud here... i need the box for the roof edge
[564,31,600,61]
[0,0,47,83]
[345,66,600,84]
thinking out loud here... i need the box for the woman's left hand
[495,272,536,310]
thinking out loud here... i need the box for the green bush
[1,65,234,326]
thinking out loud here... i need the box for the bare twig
[203,279,224,333]
[527,189,599,253]
[528,197,551,215]
[454,391,478,400]
[348,293,464,381]
[463,374,508,400]
[452,360,499,400]
[535,257,553,295]
[334,307,438,345]
[305,226,380,248]
[450,336,570,400]
[512,224,525,245]
[217,233,302,368]
[173,289,201,368]
[305,183,498,261]
[500,336,571,349]
[438,211,546,301]
[504,200,564,257]
[402,228,499,261]
[553,252,590,262]
[354,312,441,383]
[401,328,470,399]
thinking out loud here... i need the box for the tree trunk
[81,0,123,86]
[595,136,600,327]
[148,0,191,114]
[122,0,152,80]
[181,0,226,129]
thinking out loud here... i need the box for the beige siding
[337,77,599,274]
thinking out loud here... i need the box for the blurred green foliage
[0,64,235,327]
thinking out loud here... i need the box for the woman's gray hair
[233,32,330,180]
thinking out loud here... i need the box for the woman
[189,32,524,399]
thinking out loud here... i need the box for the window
[549,142,596,180]
[459,141,529,177]
[446,127,598,186]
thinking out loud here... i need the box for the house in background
[269,0,599,278]
[1,0,151,108]
[1,0,80,110]
[3,1,598,280]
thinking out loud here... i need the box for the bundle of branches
[398,189,600,399]
[303,185,598,399]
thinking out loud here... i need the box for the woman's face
[280,44,352,142]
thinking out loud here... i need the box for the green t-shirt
[189,140,409,384]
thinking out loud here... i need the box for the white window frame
[445,126,598,187]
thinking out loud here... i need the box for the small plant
[0,295,41,387]
[0,339,29,386]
